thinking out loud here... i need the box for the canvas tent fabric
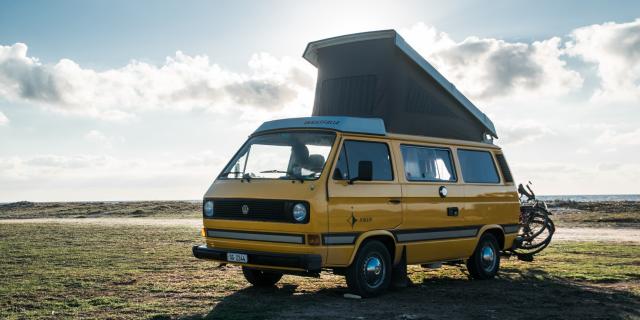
[303,30,497,142]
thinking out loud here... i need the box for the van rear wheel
[242,267,283,287]
[467,233,501,280]
[345,240,392,297]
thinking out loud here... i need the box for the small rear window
[495,154,513,183]
[457,149,500,184]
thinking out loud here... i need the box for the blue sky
[1,1,639,201]
[3,0,639,69]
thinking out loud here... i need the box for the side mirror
[349,160,373,184]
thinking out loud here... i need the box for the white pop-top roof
[303,30,497,138]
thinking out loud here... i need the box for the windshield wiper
[259,169,304,183]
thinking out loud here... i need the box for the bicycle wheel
[516,219,554,255]
[521,213,550,242]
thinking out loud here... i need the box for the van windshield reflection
[221,131,336,181]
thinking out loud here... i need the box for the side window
[401,145,456,182]
[333,147,349,180]
[333,140,393,181]
[457,149,500,183]
[495,154,514,183]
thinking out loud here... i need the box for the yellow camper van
[193,117,521,297]
[193,30,522,296]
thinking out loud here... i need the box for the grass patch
[548,200,640,228]
[0,201,200,219]
[0,222,638,319]
[554,211,640,228]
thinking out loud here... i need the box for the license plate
[227,252,248,263]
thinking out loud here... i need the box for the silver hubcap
[363,255,385,288]
[480,245,497,272]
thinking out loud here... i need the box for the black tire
[345,240,392,297]
[242,267,283,287]
[467,233,501,280]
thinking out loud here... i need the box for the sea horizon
[2,194,640,205]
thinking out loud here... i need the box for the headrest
[306,154,325,172]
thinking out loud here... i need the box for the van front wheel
[242,267,283,287]
[345,240,392,297]
[467,233,501,280]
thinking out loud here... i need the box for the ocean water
[538,194,640,202]
[2,195,639,205]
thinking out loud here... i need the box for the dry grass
[0,201,200,219]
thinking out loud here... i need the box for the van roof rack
[303,30,497,142]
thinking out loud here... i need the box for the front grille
[209,199,307,223]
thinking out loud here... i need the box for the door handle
[388,199,402,204]
[447,207,459,217]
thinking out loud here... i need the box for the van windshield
[221,131,336,181]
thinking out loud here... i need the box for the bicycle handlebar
[526,184,536,199]
[518,183,535,201]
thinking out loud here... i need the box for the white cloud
[511,161,640,195]
[83,130,123,148]
[177,150,226,168]
[401,23,584,101]
[84,129,108,143]
[567,19,640,102]
[595,128,640,145]
[22,154,114,169]
[0,153,227,201]
[0,44,315,120]
[0,111,7,125]
[498,121,555,145]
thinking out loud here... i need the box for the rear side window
[457,149,500,183]
[400,145,456,182]
[334,140,393,181]
[495,154,514,183]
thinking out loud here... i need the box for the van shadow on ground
[178,267,640,320]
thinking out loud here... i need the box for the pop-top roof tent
[302,30,497,142]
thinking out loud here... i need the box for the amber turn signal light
[200,228,206,237]
[307,234,321,246]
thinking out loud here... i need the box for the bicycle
[514,182,555,257]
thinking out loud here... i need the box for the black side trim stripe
[207,229,305,244]
[501,224,521,234]
[392,225,481,243]
[322,233,360,245]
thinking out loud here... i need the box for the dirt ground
[2,200,639,228]
[1,217,638,243]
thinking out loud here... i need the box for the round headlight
[204,200,214,217]
[292,203,307,222]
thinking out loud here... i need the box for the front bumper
[192,245,322,272]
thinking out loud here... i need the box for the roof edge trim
[253,116,387,136]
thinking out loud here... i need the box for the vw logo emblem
[241,204,249,215]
